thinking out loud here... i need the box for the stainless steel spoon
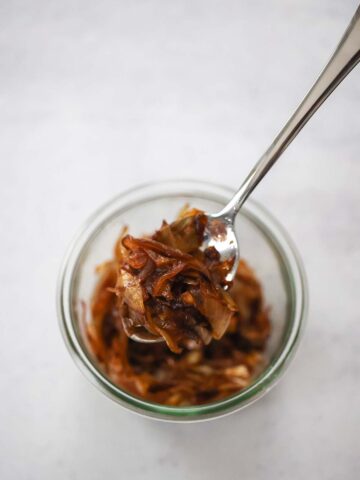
[131,4,360,343]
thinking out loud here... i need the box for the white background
[1,1,359,478]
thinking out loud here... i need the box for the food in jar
[85,207,271,406]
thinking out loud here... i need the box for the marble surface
[1,1,359,478]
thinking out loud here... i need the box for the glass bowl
[57,180,308,422]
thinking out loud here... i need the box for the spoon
[131,4,360,343]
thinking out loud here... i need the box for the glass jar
[57,180,308,422]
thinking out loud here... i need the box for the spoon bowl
[202,213,239,283]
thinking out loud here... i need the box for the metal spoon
[131,4,360,343]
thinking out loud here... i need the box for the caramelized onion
[86,208,271,405]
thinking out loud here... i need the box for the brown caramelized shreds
[86,208,271,406]
[111,209,239,352]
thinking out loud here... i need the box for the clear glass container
[57,180,308,422]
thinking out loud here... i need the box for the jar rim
[57,179,308,422]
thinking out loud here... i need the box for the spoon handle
[220,5,360,220]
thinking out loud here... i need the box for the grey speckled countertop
[1,1,359,479]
